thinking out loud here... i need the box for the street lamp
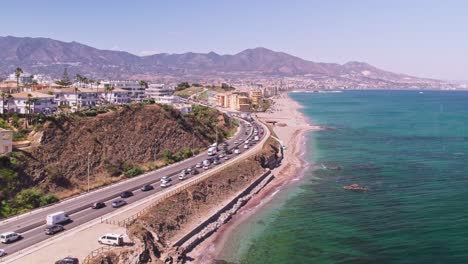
[87,152,91,193]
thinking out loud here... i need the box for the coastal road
[0,118,266,257]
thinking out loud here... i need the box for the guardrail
[82,245,115,264]
[112,119,270,229]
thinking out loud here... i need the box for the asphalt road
[0,118,266,256]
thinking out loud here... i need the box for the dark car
[191,169,199,175]
[45,224,64,235]
[120,191,133,198]
[92,202,106,209]
[55,257,79,264]
[112,199,127,208]
[141,184,154,192]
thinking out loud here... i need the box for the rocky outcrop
[14,104,235,194]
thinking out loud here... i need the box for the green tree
[139,80,148,89]
[55,68,72,87]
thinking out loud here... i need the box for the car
[98,233,124,246]
[141,184,154,192]
[0,249,6,257]
[180,169,188,175]
[45,224,64,235]
[218,154,224,159]
[195,162,202,168]
[54,257,79,264]
[213,159,220,165]
[92,202,106,209]
[234,149,241,154]
[111,199,127,208]
[203,165,210,170]
[244,144,249,149]
[186,167,193,173]
[234,140,238,144]
[178,173,187,180]
[191,169,199,175]
[224,155,230,160]
[0,232,21,244]
[160,181,172,188]
[120,191,133,198]
[161,176,172,182]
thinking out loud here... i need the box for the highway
[0,117,267,257]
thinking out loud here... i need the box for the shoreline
[189,93,320,263]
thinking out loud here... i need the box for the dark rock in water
[343,184,368,191]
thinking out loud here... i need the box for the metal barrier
[82,245,115,264]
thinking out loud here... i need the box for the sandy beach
[189,93,321,263]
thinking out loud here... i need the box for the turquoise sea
[217,90,468,264]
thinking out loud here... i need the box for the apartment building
[145,84,179,104]
[107,81,147,102]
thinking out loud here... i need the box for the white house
[0,92,57,114]
[49,88,100,110]
[97,87,131,105]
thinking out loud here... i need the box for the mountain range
[0,36,456,88]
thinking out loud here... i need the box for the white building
[6,72,34,85]
[0,128,13,155]
[107,81,146,102]
[43,87,131,111]
[0,92,57,114]
[145,84,179,104]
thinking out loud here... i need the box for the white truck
[207,146,217,156]
[46,211,70,225]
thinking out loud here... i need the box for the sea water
[217,90,468,264]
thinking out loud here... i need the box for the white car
[234,149,241,154]
[244,144,249,149]
[0,232,21,244]
[161,181,172,188]
[195,162,202,168]
[161,176,171,182]
[0,249,6,257]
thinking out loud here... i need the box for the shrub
[40,194,59,206]
[124,167,144,178]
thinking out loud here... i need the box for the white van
[98,233,124,246]
[207,147,217,156]
[46,211,70,225]
[0,232,21,244]
[254,135,259,141]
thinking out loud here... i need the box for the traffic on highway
[0,117,267,260]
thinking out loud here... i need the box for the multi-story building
[0,128,13,155]
[107,81,147,102]
[249,89,263,105]
[98,88,132,105]
[145,84,179,104]
[0,92,57,114]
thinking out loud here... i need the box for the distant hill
[0,36,451,88]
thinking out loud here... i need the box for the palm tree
[76,74,83,88]
[6,93,13,120]
[139,80,148,89]
[14,67,23,93]
[25,94,37,127]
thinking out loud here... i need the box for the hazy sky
[1,0,467,80]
